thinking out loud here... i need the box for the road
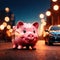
[0,40,60,60]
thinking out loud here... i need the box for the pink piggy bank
[12,21,39,50]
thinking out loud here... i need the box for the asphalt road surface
[0,40,60,60]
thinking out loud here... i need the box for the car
[44,25,60,45]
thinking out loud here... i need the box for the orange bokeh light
[5,16,10,22]
[7,25,11,29]
[2,22,7,27]
[5,7,10,12]
[9,29,13,32]
[6,30,11,37]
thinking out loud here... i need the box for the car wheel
[45,41,48,45]
[48,41,53,46]
[45,37,48,45]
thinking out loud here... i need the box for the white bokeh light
[39,14,44,19]
[46,11,51,16]
[0,25,5,30]
[53,5,59,11]
[52,0,57,2]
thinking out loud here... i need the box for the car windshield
[50,26,60,31]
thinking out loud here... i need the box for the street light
[53,5,59,11]
[39,14,44,19]
[39,13,47,37]
[5,16,10,22]
[5,7,10,13]
[46,10,53,25]
[46,11,51,16]
[52,0,57,2]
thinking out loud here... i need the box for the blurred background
[0,0,60,42]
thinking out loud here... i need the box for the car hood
[50,31,60,35]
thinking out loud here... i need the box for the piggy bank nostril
[28,34,33,37]
[32,35,33,37]
[28,35,30,37]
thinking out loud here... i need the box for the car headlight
[49,33,53,36]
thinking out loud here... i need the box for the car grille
[58,34,60,36]
[55,38,60,42]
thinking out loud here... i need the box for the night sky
[0,0,50,23]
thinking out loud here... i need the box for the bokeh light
[9,29,13,32]
[2,22,7,27]
[7,25,11,29]
[41,19,46,26]
[46,11,51,16]
[39,14,44,19]
[0,25,5,30]
[52,0,57,2]
[5,16,10,22]
[6,30,11,37]
[53,5,59,11]
[40,19,46,36]
[5,7,10,12]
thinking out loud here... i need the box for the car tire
[48,41,53,46]
[45,42,48,45]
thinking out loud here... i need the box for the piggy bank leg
[17,45,23,49]
[31,45,36,50]
[12,39,17,49]
[13,44,17,49]
[12,42,17,49]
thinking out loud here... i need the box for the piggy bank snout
[28,34,34,38]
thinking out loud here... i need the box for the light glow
[0,25,5,30]
[2,22,7,27]
[53,5,59,11]
[6,30,11,37]
[5,7,10,12]
[40,19,46,36]
[9,29,13,32]
[58,25,60,27]
[41,19,46,26]
[5,16,10,22]
[39,14,44,19]
[52,0,57,2]
[43,31,49,37]
[7,25,11,29]
[46,11,51,16]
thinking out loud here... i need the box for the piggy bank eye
[33,30,35,33]
[23,30,26,33]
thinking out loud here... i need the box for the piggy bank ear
[13,26,16,30]
[33,22,39,29]
[17,21,24,28]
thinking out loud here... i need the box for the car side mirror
[45,29,49,32]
